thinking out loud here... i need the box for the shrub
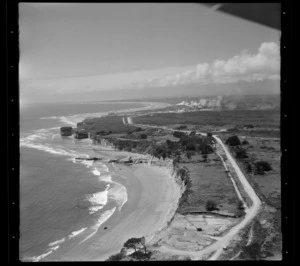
[186,151,193,159]
[176,125,187,130]
[235,209,246,218]
[225,135,241,146]
[254,161,272,175]
[236,200,244,210]
[129,250,152,260]
[200,144,214,155]
[206,200,218,211]
[189,131,196,136]
[173,131,187,138]
[235,148,248,159]
[139,133,147,139]
[245,161,253,173]
[242,140,249,145]
[135,127,143,132]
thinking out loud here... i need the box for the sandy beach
[44,151,180,261]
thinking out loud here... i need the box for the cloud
[134,42,280,88]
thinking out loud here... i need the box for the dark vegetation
[253,161,272,175]
[235,148,248,159]
[107,252,126,261]
[106,237,150,261]
[226,135,241,146]
[129,250,152,260]
[242,140,250,145]
[205,200,218,211]
[79,116,141,134]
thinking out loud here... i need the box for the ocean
[19,101,146,262]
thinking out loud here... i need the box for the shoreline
[44,101,181,261]
[47,159,181,261]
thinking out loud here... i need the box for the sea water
[20,101,144,261]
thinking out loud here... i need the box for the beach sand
[45,156,180,261]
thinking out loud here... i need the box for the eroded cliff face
[172,166,189,198]
[99,138,117,149]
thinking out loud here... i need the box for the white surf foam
[30,250,54,262]
[93,171,128,211]
[80,160,94,168]
[108,183,128,211]
[48,237,66,247]
[92,168,101,176]
[87,184,110,214]
[79,207,116,244]
[48,245,60,251]
[68,227,88,239]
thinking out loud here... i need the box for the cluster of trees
[226,135,241,146]
[150,143,170,160]
[107,237,149,261]
[122,132,148,140]
[148,134,215,161]
[106,138,151,152]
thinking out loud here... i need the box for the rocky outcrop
[75,157,102,161]
[60,126,73,136]
[74,130,89,139]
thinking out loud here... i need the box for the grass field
[133,110,280,129]
[81,116,140,134]
[177,153,241,215]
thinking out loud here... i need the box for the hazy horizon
[19,3,280,105]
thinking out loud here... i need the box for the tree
[123,238,142,252]
[206,200,218,211]
[225,135,241,146]
[201,144,213,155]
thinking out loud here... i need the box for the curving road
[127,117,262,260]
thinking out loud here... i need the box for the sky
[19,3,280,103]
